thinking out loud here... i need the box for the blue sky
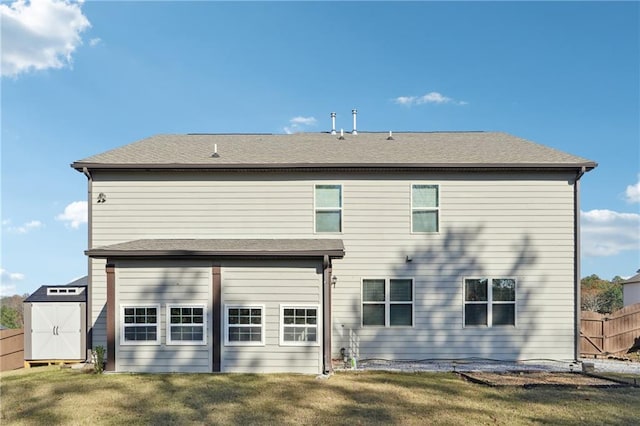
[1,1,639,296]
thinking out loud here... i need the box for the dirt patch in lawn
[459,371,631,388]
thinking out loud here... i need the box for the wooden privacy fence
[581,303,640,358]
[0,328,24,372]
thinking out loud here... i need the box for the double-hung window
[362,278,414,327]
[167,304,206,345]
[121,305,160,345]
[315,184,342,233]
[280,305,319,346]
[225,305,264,345]
[464,278,516,327]
[412,184,439,233]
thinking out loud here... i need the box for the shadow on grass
[2,369,639,425]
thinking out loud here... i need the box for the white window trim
[279,304,320,347]
[314,183,343,234]
[224,304,265,346]
[361,278,415,328]
[166,303,207,346]
[463,277,517,328]
[120,304,161,346]
[411,183,440,234]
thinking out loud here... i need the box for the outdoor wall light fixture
[406,255,413,262]
[97,193,106,204]
[331,275,338,287]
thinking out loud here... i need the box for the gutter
[574,166,586,361]
[72,162,598,172]
[81,167,93,361]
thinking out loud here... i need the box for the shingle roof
[72,132,597,170]
[86,239,345,258]
[24,282,88,303]
[622,273,640,285]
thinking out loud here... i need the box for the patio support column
[212,264,221,372]
[323,255,333,374]
[105,263,116,372]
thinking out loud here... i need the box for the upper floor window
[362,278,414,327]
[315,184,342,233]
[464,278,516,327]
[412,184,439,233]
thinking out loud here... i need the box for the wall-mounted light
[405,255,412,262]
[331,275,338,287]
[97,193,106,204]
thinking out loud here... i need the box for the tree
[0,294,26,329]
[580,274,623,314]
[0,305,20,329]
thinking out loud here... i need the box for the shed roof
[72,132,597,171]
[24,280,88,303]
[86,239,345,259]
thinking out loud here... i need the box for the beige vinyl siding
[220,260,323,374]
[90,170,577,363]
[113,260,212,373]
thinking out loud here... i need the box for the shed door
[31,303,83,360]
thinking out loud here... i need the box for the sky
[1,0,639,296]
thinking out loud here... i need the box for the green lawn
[1,367,639,425]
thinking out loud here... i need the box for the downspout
[82,167,93,361]
[574,166,586,361]
[323,255,333,374]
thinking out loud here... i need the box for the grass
[1,367,639,425]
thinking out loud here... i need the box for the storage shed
[24,277,88,364]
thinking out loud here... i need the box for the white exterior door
[31,303,82,360]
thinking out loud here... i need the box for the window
[121,305,160,345]
[464,278,516,327]
[166,304,206,345]
[362,278,413,327]
[47,287,83,295]
[315,184,342,233]
[412,184,439,233]
[280,305,319,346]
[225,305,264,345]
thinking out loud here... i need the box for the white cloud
[56,200,87,229]
[1,0,91,77]
[0,268,25,296]
[393,92,468,106]
[89,37,101,47]
[581,209,640,256]
[4,219,43,234]
[284,116,317,134]
[625,176,640,203]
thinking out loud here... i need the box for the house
[71,125,596,374]
[622,273,640,306]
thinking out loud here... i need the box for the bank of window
[121,305,160,345]
[167,304,206,345]
[464,278,516,327]
[315,184,342,233]
[225,305,264,345]
[280,305,319,346]
[362,278,414,327]
[412,184,439,233]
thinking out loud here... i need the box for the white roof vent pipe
[330,112,337,135]
[352,109,358,135]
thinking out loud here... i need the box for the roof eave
[85,249,346,259]
[72,162,598,172]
